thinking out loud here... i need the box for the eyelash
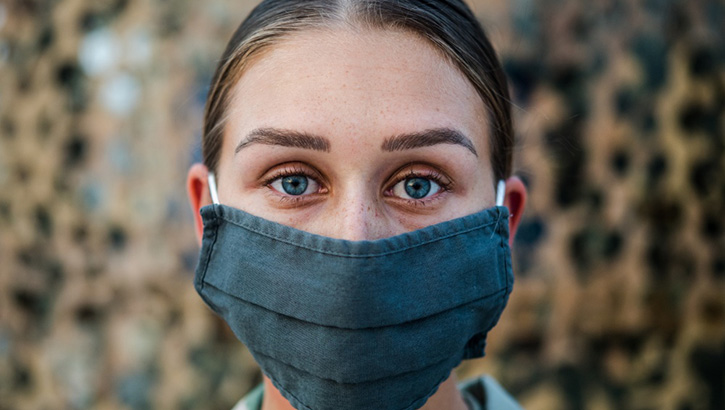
[262,165,316,186]
[385,169,452,202]
[261,165,326,202]
[262,164,452,205]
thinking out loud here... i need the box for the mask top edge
[199,204,510,257]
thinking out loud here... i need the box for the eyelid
[261,163,328,197]
[262,163,323,184]
[382,164,454,208]
[386,164,453,192]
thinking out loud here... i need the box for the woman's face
[211,28,497,240]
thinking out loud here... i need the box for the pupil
[405,178,431,199]
[282,176,308,195]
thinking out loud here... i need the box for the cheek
[449,163,497,213]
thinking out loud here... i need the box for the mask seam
[213,216,500,257]
[201,280,508,330]
[497,209,513,311]
[196,214,221,293]
[253,346,459,387]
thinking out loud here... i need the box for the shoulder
[459,375,524,410]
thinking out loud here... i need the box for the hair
[203,0,513,183]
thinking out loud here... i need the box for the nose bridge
[330,184,383,241]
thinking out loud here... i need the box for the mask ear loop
[495,179,506,207]
[208,172,220,205]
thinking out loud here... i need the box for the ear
[187,163,213,247]
[503,176,527,247]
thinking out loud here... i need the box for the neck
[260,372,468,410]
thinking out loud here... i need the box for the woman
[186,1,527,409]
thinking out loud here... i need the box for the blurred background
[0,0,723,409]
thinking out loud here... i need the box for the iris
[281,175,308,195]
[404,177,431,199]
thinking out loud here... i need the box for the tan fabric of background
[0,0,723,409]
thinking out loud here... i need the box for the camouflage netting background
[0,0,723,409]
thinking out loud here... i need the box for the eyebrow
[381,128,478,157]
[235,128,331,153]
[234,127,477,156]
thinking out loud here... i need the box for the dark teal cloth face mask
[194,175,514,410]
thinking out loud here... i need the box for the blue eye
[405,178,430,198]
[270,175,319,196]
[393,177,441,200]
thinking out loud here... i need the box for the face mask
[194,174,513,410]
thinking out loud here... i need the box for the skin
[188,28,526,410]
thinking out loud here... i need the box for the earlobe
[187,163,212,247]
[503,176,527,247]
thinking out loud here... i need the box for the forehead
[224,28,489,154]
